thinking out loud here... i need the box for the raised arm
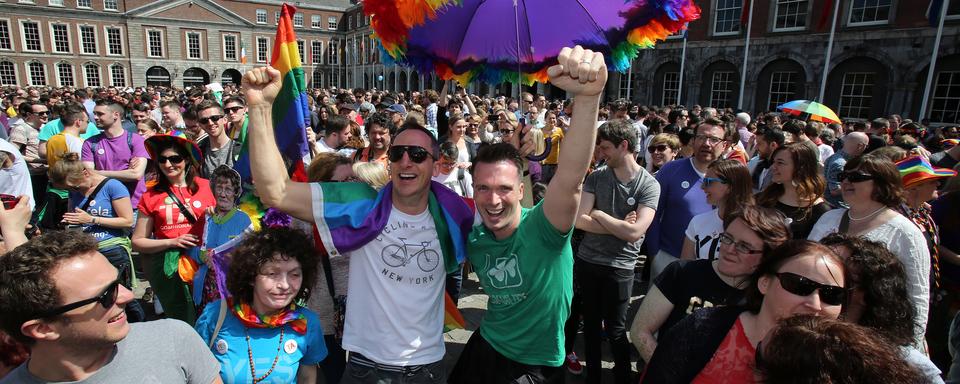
[242,67,314,222]
[540,46,606,233]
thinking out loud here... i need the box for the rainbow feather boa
[364,0,700,85]
[232,300,308,334]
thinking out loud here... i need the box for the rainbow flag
[444,291,465,332]
[270,3,310,168]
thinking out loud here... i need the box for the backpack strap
[79,178,111,212]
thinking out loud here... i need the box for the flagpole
[678,28,687,105]
[920,0,950,120]
[626,58,633,100]
[818,0,841,102]
[737,0,755,110]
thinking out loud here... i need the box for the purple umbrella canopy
[365,0,701,85]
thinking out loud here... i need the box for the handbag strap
[208,299,228,348]
[838,209,851,233]
[312,225,337,298]
[165,189,197,224]
[79,178,111,212]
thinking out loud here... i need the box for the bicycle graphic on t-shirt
[381,238,440,272]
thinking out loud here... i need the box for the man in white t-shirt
[432,142,473,198]
[0,138,34,210]
[244,67,473,383]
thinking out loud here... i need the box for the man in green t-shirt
[449,45,606,384]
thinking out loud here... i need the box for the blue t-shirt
[195,300,327,384]
[189,209,252,304]
[38,118,101,141]
[646,158,712,257]
[69,178,130,242]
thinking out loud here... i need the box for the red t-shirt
[691,317,757,384]
[137,178,215,240]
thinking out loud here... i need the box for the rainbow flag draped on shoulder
[311,181,473,331]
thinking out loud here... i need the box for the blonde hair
[47,152,86,186]
[528,127,546,154]
[352,162,388,190]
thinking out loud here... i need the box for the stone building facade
[610,0,960,123]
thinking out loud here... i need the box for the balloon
[377,75,384,81]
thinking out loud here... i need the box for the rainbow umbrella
[363,0,701,85]
[777,100,842,124]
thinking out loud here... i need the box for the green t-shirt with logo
[468,202,573,367]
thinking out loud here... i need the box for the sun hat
[144,134,203,167]
[895,155,957,188]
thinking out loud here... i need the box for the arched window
[56,62,74,87]
[110,64,126,87]
[84,62,101,87]
[27,61,46,86]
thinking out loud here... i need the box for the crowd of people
[0,43,959,383]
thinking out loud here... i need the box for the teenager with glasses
[641,240,845,384]
[9,101,49,208]
[194,100,236,178]
[631,205,790,364]
[132,134,215,325]
[809,155,931,344]
[0,230,222,383]
[680,160,754,261]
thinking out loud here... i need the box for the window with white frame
[710,71,735,108]
[837,72,874,119]
[348,14,352,30]
[774,0,808,31]
[328,39,339,65]
[21,21,42,52]
[931,71,960,124]
[618,72,631,99]
[297,40,305,63]
[28,61,46,86]
[662,72,679,106]
[312,15,322,28]
[767,71,798,111]
[84,62,100,87]
[256,9,267,24]
[51,23,70,53]
[146,29,163,57]
[223,34,237,61]
[79,25,97,54]
[0,61,15,85]
[110,64,125,86]
[714,0,742,35]
[0,21,11,51]
[49,0,64,6]
[256,36,268,63]
[848,0,891,25]
[294,13,303,27]
[56,62,74,87]
[328,16,337,30]
[186,32,201,59]
[103,0,117,11]
[105,27,122,55]
[275,11,280,25]
[312,41,323,64]
[77,0,91,8]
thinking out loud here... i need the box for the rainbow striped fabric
[269,3,310,164]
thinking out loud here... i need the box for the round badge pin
[192,200,202,208]
[89,200,96,206]
[215,339,228,354]
[681,181,690,189]
[626,197,636,206]
[284,339,298,354]
[97,148,105,155]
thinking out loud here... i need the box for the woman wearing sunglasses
[644,133,679,174]
[641,240,845,384]
[756,142,831,239]
[680,160,754,261]
[132,134,215,325]
[809,154,930,347]
[631,205,790,364]
[821,233,943,382]
[196,226,327,384]
[47,152,145,323]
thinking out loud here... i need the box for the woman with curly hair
[755,315,926,384]
[756,142,831,239]
[821,233,943,382]
[195,227,326,384]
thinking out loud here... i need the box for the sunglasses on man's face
[775,272,846,306]
[388,145,434,163]
[838,170,875,183]
[199,115,223,125]
[33,266,125,319]
[224,106,244,114]
[158,155,186,165]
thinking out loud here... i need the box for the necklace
[245,326,284,384]
[847,205,886,221]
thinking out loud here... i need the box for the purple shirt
[646,158,712,257]
[81,131,149,206]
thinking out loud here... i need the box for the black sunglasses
[224,106,244,114]
[33,266,125,319]
[32,110,50,116]
[775,272,846,306]
[499,129,515,134]
[838,170,875,183]
[647,144,670,154]
[158,155,186,165]
[199,115,223,125]
[388,145,434,163]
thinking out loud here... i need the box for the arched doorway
[183,67,210,88]
[755,59,806,113]
[146,66,171,87]
[700,60,740,109]
[221,69,242,87]
[399,71,408,92]
[312,68,324,88]
[410,72,420,91]
[388,72,396,92]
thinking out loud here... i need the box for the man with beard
[0,231,222,384]
[312,115,353,154]
[748,126,785,192]
[353,111,394,170]
[81,100,149,211]
[646,117,730,278]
